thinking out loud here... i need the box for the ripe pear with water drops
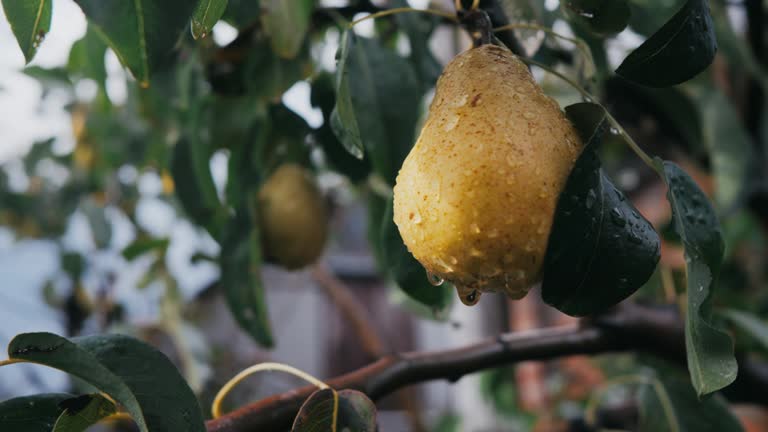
[393,44,584,305]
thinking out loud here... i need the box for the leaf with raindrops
[653,160,737,397]
[616,0,716,87]
[541,102,661,316]
[1,332,206,432]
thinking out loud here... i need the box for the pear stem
[461,8,493,47]
[515,55,656,169]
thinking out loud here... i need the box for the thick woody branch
[205,303,768,432]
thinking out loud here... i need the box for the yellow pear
[393,44,583,305]
[258,164,328,270]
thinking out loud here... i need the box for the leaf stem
[348,7,457,29]
[211,362,329,419]
[0,359,23,367]
[515,53,656,168]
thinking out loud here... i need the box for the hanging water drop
[426,270,444,286]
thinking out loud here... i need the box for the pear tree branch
[205,302,768,432]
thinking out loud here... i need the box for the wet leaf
[617,0,716,87]
[542,103,660,316]
[5,332,206,432]
[653,160,737,396]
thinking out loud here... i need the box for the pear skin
[393,44,583,305]
[258,164,328,270]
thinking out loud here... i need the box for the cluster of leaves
[0,0,767,430]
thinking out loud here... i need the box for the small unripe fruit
[258,164,328,270]
[393,44,583,305]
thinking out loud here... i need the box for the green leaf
[261,0,313,59]
[67,24,108,87]
[331,31,422,185]
[695,87,753,212]
[6,332,206,432]
[53,394,116,432]
[563,0,631,35]
[392,0,441,88]
[616,0,716,87]
[330,31,364,160]
[542,103,660,316]
[0,393,72,432]
[191,0,228,39]
[171,138,223,237]
[121,237,170,260]
[208,29,309,99]
[72,0,198,86]
[310,73,371,183]
[638,373,743,432]
[221,0,260,28]
[23,66,72,87]
[1,0,51,63]
[721,309,768,352]
[220,206,274,347]
[380,197,453,311]
[653,160,737,396]
[292,388,377,432]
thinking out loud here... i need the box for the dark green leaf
[73,0,198,85]
[6,332,206,432]
[208,28,308,99]
[332,31,422,185]
[121,237,170,260]
[0,393,72,432]
[542,103,660,316]
[721,309,768,352]
[695,87,752,211]
[628,0,680,36]
[563,0,631,35]
[191,0,228,39]
[653,160,737,396]
[1,0,51,63]
[263,104,311,171]
[616,0,716,87]
[292,388,377,432]
[261,0,313,59]
[22,66,72,87]
[638,374,743,432]
[330,31,363,160]
[220,206,274,347]
[53,394,116,432]
[171,138,223,236]
[221,0,260,28]
[381,197,453,311]
[67,24,108,87]
[393,0,441,87]
[61,252,85,280]
[310,73,371,183]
